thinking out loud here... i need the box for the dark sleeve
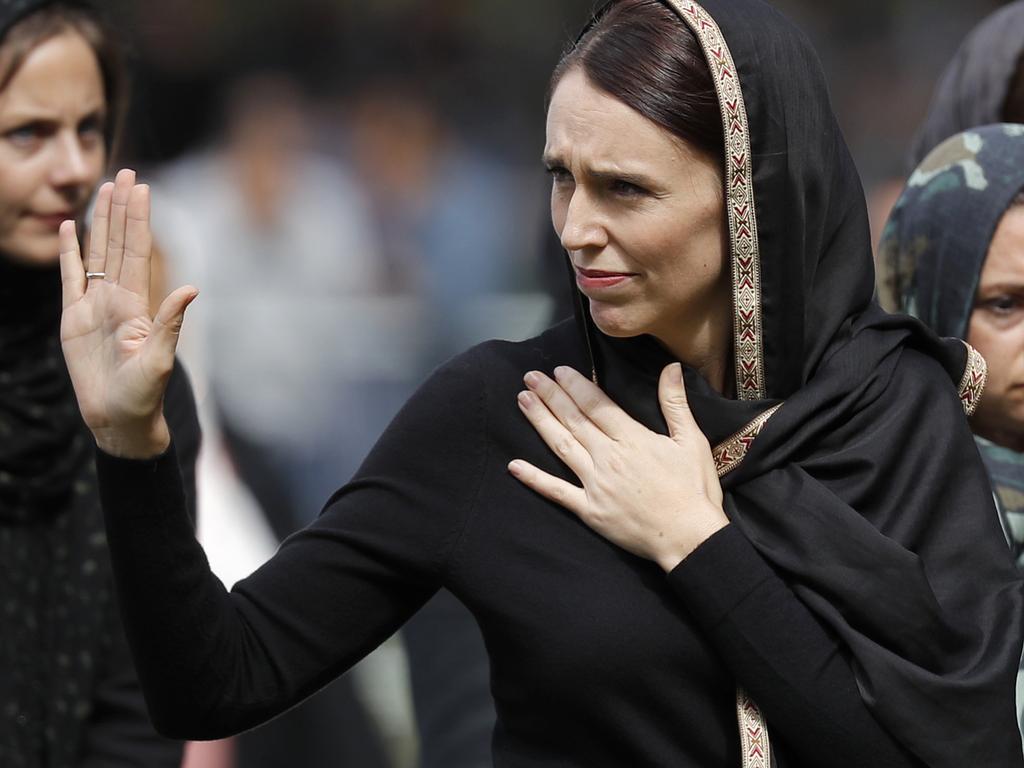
[668,525,923,768]
[164,358,200,524]
[97,351,487,741]
[79,358,202,766]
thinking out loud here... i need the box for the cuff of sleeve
[666,524,775,630]
[95,441,185,520]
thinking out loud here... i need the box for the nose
[50,130,96,190]
[559,188,608,253]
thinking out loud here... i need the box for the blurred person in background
[909,0,1024,171]
[0,1,199,766]
[152,73,395,768]
[873,0,1024,312]
[56,0,1024,765]
[879,121,1024,738]
[348,81,542,367]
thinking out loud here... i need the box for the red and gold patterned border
[713,404,782,478]
[660,2,771,758]
[737,689,771,768]
[958,342,987,417]
[664,0,766,401]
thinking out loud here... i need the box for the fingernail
[553,366,569,380]
[508,460,524,476]
[524,371,541,388]
[673,363,684,385]
[517,391,532,408]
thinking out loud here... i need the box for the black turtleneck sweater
[97,320,922,768]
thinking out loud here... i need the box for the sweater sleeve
[97,351,487,741]
[668,524,923,768]
[80,358,202,765]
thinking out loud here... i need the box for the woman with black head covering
[57,0,1023,765]
[0,1,199,766]
[909,0,1024,169]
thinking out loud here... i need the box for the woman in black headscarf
[909,0,1024,168]
[56,0,1023,766]
[0,1,199,766]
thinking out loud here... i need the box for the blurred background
[91,1,1011,766]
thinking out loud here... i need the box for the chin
[588,304,646,339]
[0,234,61,267]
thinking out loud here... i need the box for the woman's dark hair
[549,0,723,159]
[0,3,125,157]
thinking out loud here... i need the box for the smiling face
[545,67,731,383]
[0,30,106,266]
[968,204,1024,451]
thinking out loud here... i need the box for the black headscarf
[566,1,1024,764]
[909,0,1024,169]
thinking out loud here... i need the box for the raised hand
[59,168,197,458]
[508,364,728,572]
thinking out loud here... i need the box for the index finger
[552,366,633,439]
[59,219,85,308]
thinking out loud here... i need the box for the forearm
[97,443,265,739]
[668,525,923,767]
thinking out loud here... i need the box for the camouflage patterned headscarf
[880,123,1024,336]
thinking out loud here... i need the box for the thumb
[147,285,198,369]
[658,363,696,440]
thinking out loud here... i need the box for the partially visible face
[0,30,106,266]
[968,204,1024,451]
[544,67,728,353]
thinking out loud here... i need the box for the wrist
[93,416,171,459]
[656,513,730,573]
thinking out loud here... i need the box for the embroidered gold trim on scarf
[663,0,766,401]
[737,689,772,768]
[713,404,782,478]
[958,342,987,417]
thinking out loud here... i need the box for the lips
[28,212,75,229]
[575,266,636,290]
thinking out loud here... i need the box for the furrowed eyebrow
[588,168,657,188]
[541,155,657,188]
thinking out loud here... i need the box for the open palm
[59,169,197,456]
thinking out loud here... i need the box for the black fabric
[908,0,1024,169]
[0,261,88,524]
[98,323,922,767]
[0,0,96,40]
[0,258,196,767]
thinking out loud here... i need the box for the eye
[545,165,574,186]
[979,294,1023,316]
[609,179,647,198]
[5,122,47,149]
[78,114,105,141]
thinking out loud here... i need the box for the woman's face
[0,30,106,266]
[545,67,728,359]
[968,205,1024,451]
